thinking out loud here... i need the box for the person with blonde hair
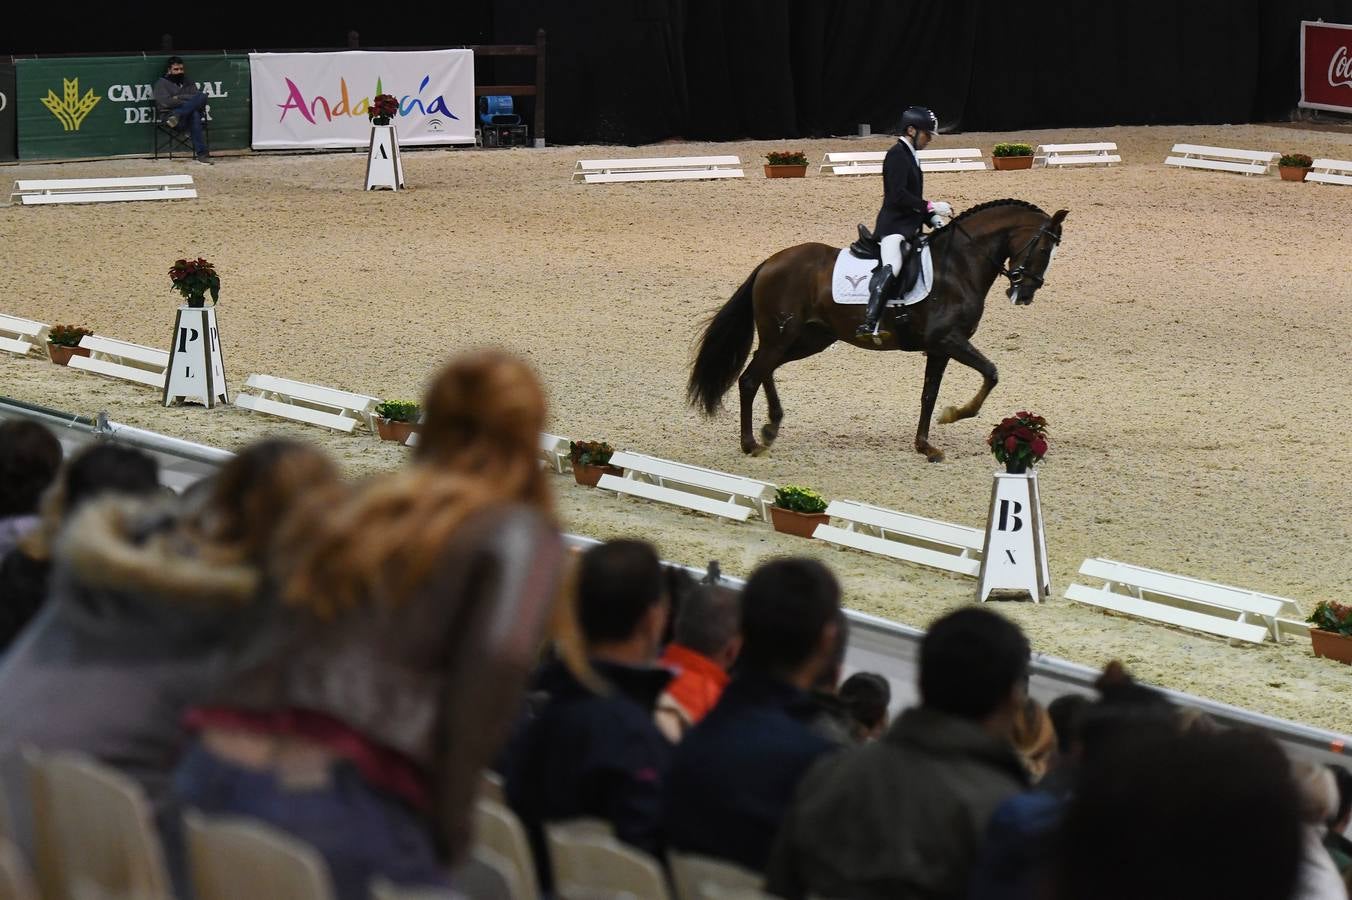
[1011,696,1056,782]
[174,350,566,900]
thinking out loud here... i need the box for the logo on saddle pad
[831,247,933,307]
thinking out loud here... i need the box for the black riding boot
[855,265,896,342]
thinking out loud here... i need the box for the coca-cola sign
[1301,20,1352,114]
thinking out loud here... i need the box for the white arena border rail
[1,394,1348,768]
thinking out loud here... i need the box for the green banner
[16,54,251,160]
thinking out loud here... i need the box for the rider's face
[913,129,935,150]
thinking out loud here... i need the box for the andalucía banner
[249,50,475,149]
[15,54,250,160]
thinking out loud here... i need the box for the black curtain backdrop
[7,0,1352,144]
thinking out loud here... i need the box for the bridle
[947,217,1062,293]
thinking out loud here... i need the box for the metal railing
[3,394,1348,765]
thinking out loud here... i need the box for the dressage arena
[2,122,1350,731]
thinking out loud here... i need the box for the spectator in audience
[655,561,741,742]
[839,672,892,743]
[0,440,332,885]
[504,538,671,890]
[175,352,565,900]
[1011,697,1056,782]
[765,606,1031,900]
[664,557,843,873]
[805,613,854,746]
[0,420,62,560]
[0,443,158,651]
[1052,728,1303,900]
[969,664,1177,900]
[1045,693,1089,761]
[1325,766,1352,875]
[1293,760,1348,900]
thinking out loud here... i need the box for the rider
[856,106,953,342]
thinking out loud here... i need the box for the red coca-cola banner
[1301,20,1352,114]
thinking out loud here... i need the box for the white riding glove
[928,200,954,217]
[928,213,947,229]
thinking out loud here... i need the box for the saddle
[849,224,926,297]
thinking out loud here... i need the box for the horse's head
[1006,208,1068,306]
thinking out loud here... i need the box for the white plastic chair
[0,834,38,900]
[474,799,539,900]
[545,821,670,900]
[33,752,172,900]
[185,812,334,900]
[669,851,763,900]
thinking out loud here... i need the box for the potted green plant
[368,93,399,127]
[770,485,830,538]
[374,399,421,443]
[988,411,1049,474]
[569,440,621,487]
[764,150,810,179]
[992,142,1035,171]
[1307,601,1352,664]
[1278,153,1313,182]
[46,324,94,366]
[168,257,220,308]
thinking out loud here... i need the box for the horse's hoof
[749,444,770,458]
[760,424,779,445]
[936,405,960,425]
[926,451,945,463]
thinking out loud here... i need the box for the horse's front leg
[915,352,950,462]
[936,337,998,424]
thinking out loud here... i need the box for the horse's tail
[687,264,761,416]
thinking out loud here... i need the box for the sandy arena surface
[2,123,1351,732]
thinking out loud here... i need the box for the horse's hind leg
[935,338,999,424]
[761,326,836,448]
[738,347,785,456]
[760,374,784,447]
[916,352,951,462]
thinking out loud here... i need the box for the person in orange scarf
[655,562,742,742]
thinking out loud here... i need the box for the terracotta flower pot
[376,417,419,443]
[770,505,830,539]
[992,155,1034,171]
[764,164,808,179]
[48,344,91,366]
[573,462,622,487]
[1278,165,1310,182]
[1310,629,1352,665]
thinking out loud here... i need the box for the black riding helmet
[900,106,938,137]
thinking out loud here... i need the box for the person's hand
[928,213,947,228]
[928,200,954,217]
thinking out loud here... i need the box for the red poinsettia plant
[368,93,399,124]
[1308,601,1352,636]
[988,410,1049,472]
[168,257,220,308]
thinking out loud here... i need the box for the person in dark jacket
[664,557,843,874]
[766,607,1033,900]
[0,443,158,651]
[0,420,62,561]
[505,538,672,892]
[857,105,954,343]
[153,56,212,164]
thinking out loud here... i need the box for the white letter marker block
[976,470,1050,603]
[365,124,405,191]
[163,306,228,408]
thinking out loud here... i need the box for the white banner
[249,50,474,149]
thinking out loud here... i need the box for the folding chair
[152,107,209,159]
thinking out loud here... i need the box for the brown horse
[687,199,1068,461]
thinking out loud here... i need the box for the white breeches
[880,233,905,274]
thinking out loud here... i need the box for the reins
[944,215,1061,292]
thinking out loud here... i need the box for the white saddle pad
[831,246,932,306]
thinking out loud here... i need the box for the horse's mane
[938,198,1047,232]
